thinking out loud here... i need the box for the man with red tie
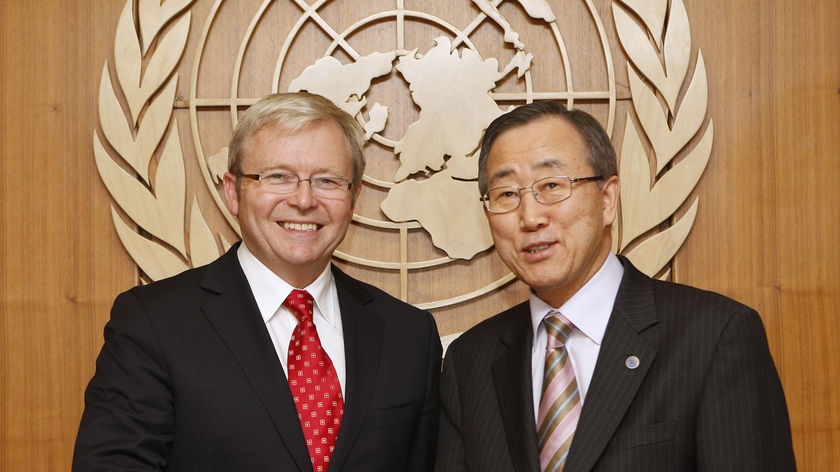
[73,92,442,471]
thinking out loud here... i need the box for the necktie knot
[544,312,574,349]
[284,289,314,324]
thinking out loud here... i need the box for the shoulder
[650,277,757,322]
[459,301,530,341]
[445,301,530,359]
[115,248,242,314]
[614,257,763,351]
[331,264,437,327]
[120,256,221,301]
[618,255,756,319]
[331,266,442,362]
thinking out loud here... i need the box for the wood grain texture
[1,0,837,470]
[0,1,132,470]
[678,0,840,468]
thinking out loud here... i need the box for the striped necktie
[285,289,343,472]
[537,312,581,472]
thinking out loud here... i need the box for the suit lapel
[326,267,385,472]
[491,304,542,472]
[199,246,311,472]
[565,257,659,471]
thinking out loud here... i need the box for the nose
[286,179,317,209]
[518,190,547,230]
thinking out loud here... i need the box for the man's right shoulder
[121,263,208,298]
[121,247,241,300]
[446,301,530,354]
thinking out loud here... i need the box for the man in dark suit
[73,92,442,471]
[435,101,796,471]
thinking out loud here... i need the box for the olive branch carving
[94,0,220,281]
[612,0,712,277]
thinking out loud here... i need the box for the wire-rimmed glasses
[239,171,353,199]
[480,175,604,214]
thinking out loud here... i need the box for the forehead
[486,116,588,183]
[243,120,351,171]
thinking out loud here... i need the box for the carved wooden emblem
[94,0,711,322]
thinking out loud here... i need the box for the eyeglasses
[239,171,353,199]
[480,175,604,214]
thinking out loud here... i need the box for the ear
[601,175,620,226]
[222,172,240,216]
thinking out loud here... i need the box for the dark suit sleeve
[72,290,173,471]
[435,347,467,472]
[696,307,796,471]
[407,311,444,472]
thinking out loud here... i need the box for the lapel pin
[625,356,640,370]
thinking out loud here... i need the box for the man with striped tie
[435,101,795,471]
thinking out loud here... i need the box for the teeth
[528,244,550,253]
[283,222,318,231]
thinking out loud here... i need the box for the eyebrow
[257,165,347,177]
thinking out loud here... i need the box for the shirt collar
[530,252,624,344]
[236,243,337,326]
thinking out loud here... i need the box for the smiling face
[222,119,361,287]
[484,116,620,307]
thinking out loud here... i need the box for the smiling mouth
[282,222,320,231]
[526,243,551,253]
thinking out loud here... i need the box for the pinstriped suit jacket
[435,256,796,471]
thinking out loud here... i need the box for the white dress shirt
[530,252,624,421]
[237,243,346,395]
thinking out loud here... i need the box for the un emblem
[95,0,711,321]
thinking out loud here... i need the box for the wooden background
[1,0,838,470]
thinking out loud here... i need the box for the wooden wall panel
[0,1,131,470]
[1,0,837,470]
[681,0,840,468]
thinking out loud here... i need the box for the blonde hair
[228,92,366,185]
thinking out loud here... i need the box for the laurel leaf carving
[660,0,692,110]
[93,121,187,256]
[94,0,210,281]
[613,0,690,111]
[189,197,220,268]
[616,116,652,250]
[151,125,188,255]
[110,207,189,281]
[629,54,709,173]
[114,1,191,123]
[614,0,711,276]
[618,0,667,48]
[98,66,177,185]
[620,119,713,250]
[112,2,142,122]
[625,197,698,276]
[138,0,194,54]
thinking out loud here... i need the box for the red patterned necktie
[285,289,344,472]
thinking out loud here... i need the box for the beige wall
[2,0,838,470]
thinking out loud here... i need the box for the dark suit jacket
[436,256,796,471]
[73,244,442,471]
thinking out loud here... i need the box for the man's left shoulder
[651,277,753,314]
[333,265,433,321]
[619,256,755,318]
